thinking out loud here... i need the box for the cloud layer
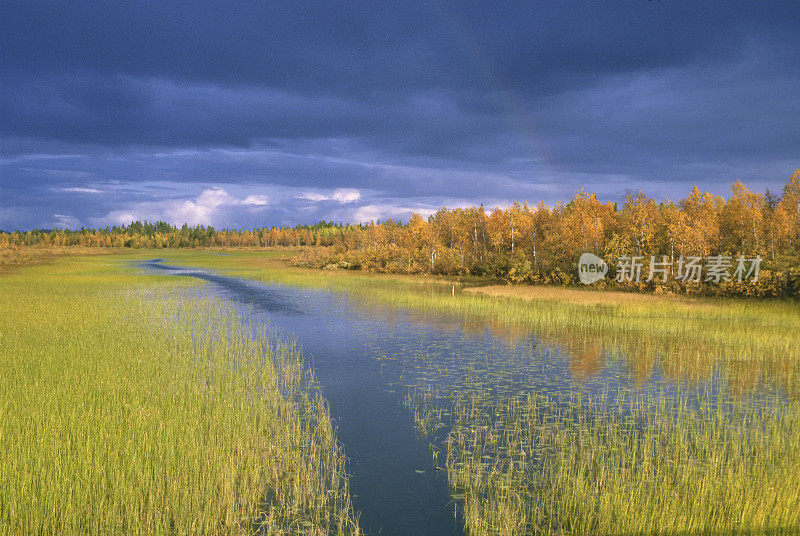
[2,1,799,230]
[104,187,269,227]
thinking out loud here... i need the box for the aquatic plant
[0,256,360,535]
[436,390,800,535]
[101,250,800,534]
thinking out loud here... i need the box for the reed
[439,389,800,535]
[113,250,800,534]
[0,255,360,535]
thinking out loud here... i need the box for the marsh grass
[0,246,115,272]
[392,329,800,535]
[0,256,360,535]
[115,250,800,534]
[437,389,800,535]
[164,250,800,396]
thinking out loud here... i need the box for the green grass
[437,390,800,535]
[0,245,114,273]
[156,249,800,535]
[35,249,798,535]
[397,328,800,535]
[0,255,360,535]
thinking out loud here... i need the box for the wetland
[142,252,800,535]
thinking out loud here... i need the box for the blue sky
[2,1,799,230]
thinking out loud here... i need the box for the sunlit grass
[394,322,800,534]
[80,249,800,535]
[0,255,359,535]
[441,390,800,535]
[0,245,115,272]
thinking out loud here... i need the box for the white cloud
[299,192,328,202]
[167,188,237,225]
[104,187,270,227]
[298,188,361,204]
[61,187,102,194]
[108,212,137,225]
[331,189,361,203]
[242,194,270,206]
[51,213,82,229]
[349,204,435,224]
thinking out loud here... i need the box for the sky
[2,1,799,231]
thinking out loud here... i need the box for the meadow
[0,253,360,535]
[3,248,799,535]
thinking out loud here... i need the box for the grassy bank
[0,254,360,535]
[0,246,115,273]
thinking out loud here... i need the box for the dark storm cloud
[1,1,799,229]
[1,75,517,164]
[5,1,799,93]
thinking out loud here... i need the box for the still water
[141,260,778,535]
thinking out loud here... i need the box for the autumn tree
[619,191,663,255]
[485,207,510,257]
[560,191,617,256]
[782,169,800,250]
[719,180,765,255]
[674,186,723,257]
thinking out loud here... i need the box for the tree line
[300,170,800,297]
[0,220,354,249]
[3,170,800,296]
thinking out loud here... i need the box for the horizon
[2,171,799,234]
